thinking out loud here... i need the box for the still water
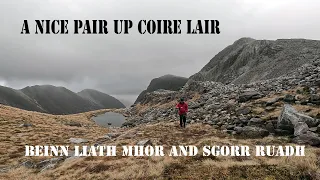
[92,112,125,127]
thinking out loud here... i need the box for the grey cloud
[1,0,320,104]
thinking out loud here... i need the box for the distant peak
[158,74,187,79]
[79,89,97,92]
[23,84,62,89]
[233,37,256,44]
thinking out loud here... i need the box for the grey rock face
[189,38,320,84]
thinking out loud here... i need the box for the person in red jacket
[176,98,188,128]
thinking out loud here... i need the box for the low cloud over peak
[1,0,320,104]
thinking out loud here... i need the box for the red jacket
[176,102,188,115]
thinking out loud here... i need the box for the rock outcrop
[189,38,320,84]
[277,104,319,133]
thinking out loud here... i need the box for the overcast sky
[0,0,320,104]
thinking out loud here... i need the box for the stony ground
[1,104,320,180]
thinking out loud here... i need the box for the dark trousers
[179,114,186,128]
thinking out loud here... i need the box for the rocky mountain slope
[0,85,125,115]
[126,56,320,146]
[189,38,320,84]
[134,74,188,104]
[78,89,125,109]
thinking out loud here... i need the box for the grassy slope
[0,103,320,179]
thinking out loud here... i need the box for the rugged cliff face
[126,37,320,146]
[189,38,320,84]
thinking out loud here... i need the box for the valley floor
[0,105,320,179]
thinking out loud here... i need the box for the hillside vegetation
[0,104,320,179]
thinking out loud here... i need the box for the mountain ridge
[77,89,125,109]
[0,85,125,114]
[189,37,320,84]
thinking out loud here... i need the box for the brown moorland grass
[0,86,320,180]
[0,105,111,167]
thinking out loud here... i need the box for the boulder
[65,122,81,127]
[238,91,262,102]
[309,127,318,133]
[237,107,251,115]
[265,106,276,112]
[277,104,318,132]
[121,121,135,127]
[309,94,320,105]
[222,130,233,134]
[274,129,292,136]
[69,138,88,144]
[248,118,264,127]
[239,126,269,138]
[265,97,279,106]
[234,126,243,134]
[21,161,35,168]
[105,133,120,138]
[136,139,152,146]
[292,131,320,146]
[19,123,33,127]
[265,122,275,133]
[35,157,64,169]
[283,94,295,103]
[226,125,236,130]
